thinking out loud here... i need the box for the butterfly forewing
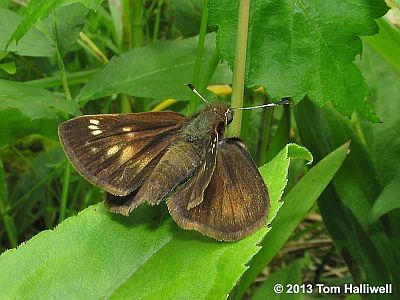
[167,138,270,241]
[105,118,221,215]
[59,112,189,196]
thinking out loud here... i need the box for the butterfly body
[59,103,269,241]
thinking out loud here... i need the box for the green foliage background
[0,0,399,299]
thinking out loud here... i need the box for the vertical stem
[229,0,250,137]
[122,0,133,50]
[52,12,71,101]
[132,0,144,48]
[0,160,17,248]
[121,0,144,113]
[53,11,72,223]
[188,0,209,115]
[59,160,71,223]
[259,107,274,164]
[153,0,164,42]
[199,47,219,92]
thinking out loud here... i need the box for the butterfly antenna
[231,98,291,111]
[185,83,209,103]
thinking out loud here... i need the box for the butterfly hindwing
[58,112,189,196]
[167,138,270,241]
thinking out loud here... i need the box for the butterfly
[58,102,270,241]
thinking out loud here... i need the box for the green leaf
[252,260,303,300]
[208,0,388,121]
[0,8,54,57]
[43,3,89,56]
[6,0,103,46]
[0,142,304,299]
[0,79,80,120]
[77,34,230,103]
[234,142,349,299]
[363,19,400,72]
[369,168,400,223]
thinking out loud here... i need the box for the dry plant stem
[230,0,250,137]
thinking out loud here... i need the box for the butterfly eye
[225,110,234,125]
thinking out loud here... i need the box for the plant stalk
[229,0,250,136]
[188,0,210,115]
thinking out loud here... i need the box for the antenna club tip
[185,83,195,90]
[280,99,291,105]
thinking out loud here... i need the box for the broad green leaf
[252,260,303,300]
[234,142,349,299]
[0,79,80,120]
[0,143,305,299]
[6,0,103,46]
[208,0,388,121]
[0,110,59,147]
[77,34,231,103]
[0,8,54,57]
[369,168,400,223]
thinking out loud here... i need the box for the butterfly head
[206,103,234,126]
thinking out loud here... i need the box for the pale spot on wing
[107,145,120,156]
[91,147,97,153]
[89,119,100,125]
[122,127,132,132]
[120,146,134,164]
[92,130,102,135]
[127,132,138,138]
[88,125,99,130]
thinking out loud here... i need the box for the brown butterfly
[58,96,275,241]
